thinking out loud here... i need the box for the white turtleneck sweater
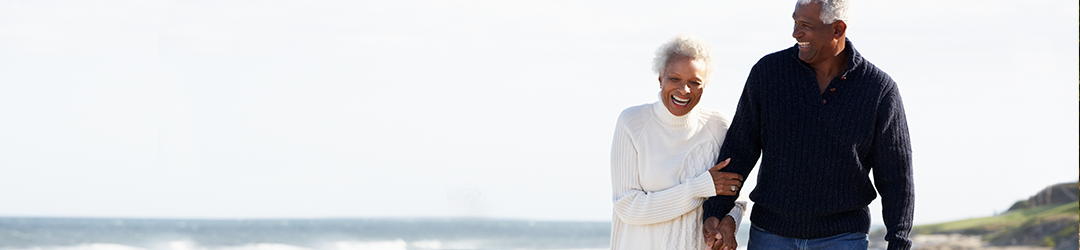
[610,99,746,250]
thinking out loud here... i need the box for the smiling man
[700,0,915,249]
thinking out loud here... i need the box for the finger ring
[730,185,737,192]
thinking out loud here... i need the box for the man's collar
[789,38,863,77]
[840,38,863,78]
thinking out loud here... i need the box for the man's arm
[869,82,914,250]
[702,64,765,222]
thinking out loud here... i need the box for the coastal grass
[913,201,1079,235]
[910,201,1079,247]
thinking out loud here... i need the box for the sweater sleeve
[703,62,764,222]
[729,201,747,232]
[611,115,717,226]
[869,82,915,250]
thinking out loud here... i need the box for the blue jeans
[747,225,868,250]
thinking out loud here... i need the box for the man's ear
[832,20,847,39]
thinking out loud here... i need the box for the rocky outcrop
[984,215,1077,247]
[1008,183,1079,212]
[1052,232,1077,250]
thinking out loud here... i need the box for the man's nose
[792,26,801,39]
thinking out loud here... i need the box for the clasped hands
[703,215,738,250]
[705,158,742,250]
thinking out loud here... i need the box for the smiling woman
[609,35,747,250]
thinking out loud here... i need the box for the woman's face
[659,57,707,116]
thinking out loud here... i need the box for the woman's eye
[691,81,702,85]
[669,77,679,81]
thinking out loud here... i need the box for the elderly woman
[610,35,746,250]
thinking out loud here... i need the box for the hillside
[906,182,1079,250]
[913,201,1077,248]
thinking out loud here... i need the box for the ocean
[2,217,889,250]
[0,218,611,250]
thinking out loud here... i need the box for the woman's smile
[672,95,690,106]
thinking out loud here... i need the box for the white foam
[217,244,312,250]
[407,240,440,250]
[158,241,205,250]
[3,243,148,250]
[328,240,406,250]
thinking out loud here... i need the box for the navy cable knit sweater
[703,39,914,250]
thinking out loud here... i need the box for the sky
[0,0,1077,226]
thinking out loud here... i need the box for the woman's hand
[703,215,739,250]
[703,216,721,249]
[709,158,744,196]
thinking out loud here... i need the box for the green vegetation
[912,201,1079,246]
[914,201,1078,234]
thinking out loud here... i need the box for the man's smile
[797,41,810,50]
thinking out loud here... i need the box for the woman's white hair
[797,0,850,24]
[652,35,714,82]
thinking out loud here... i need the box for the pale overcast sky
[0,0,1077,226]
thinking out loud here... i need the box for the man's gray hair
[652,35,714,81]
[797,0,850,24]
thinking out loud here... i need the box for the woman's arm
[610,118,717,226]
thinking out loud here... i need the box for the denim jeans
[747,225,869,250]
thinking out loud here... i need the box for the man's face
[792,2,841,65]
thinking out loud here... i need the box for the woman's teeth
[673,96,690,105]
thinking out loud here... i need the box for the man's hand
[716,215,738,250]
[704,216,739,250]
[710,158,744,196]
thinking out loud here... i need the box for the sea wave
[0,218,609,250]
[0,240,608,250]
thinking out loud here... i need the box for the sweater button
[822,99,827,104]
[829,88,836,93]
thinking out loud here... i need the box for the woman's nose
[677,83,691,94]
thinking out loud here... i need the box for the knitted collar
[791,37,864,78]
[652,92,699,127]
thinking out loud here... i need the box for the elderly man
[701,0,914,249]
